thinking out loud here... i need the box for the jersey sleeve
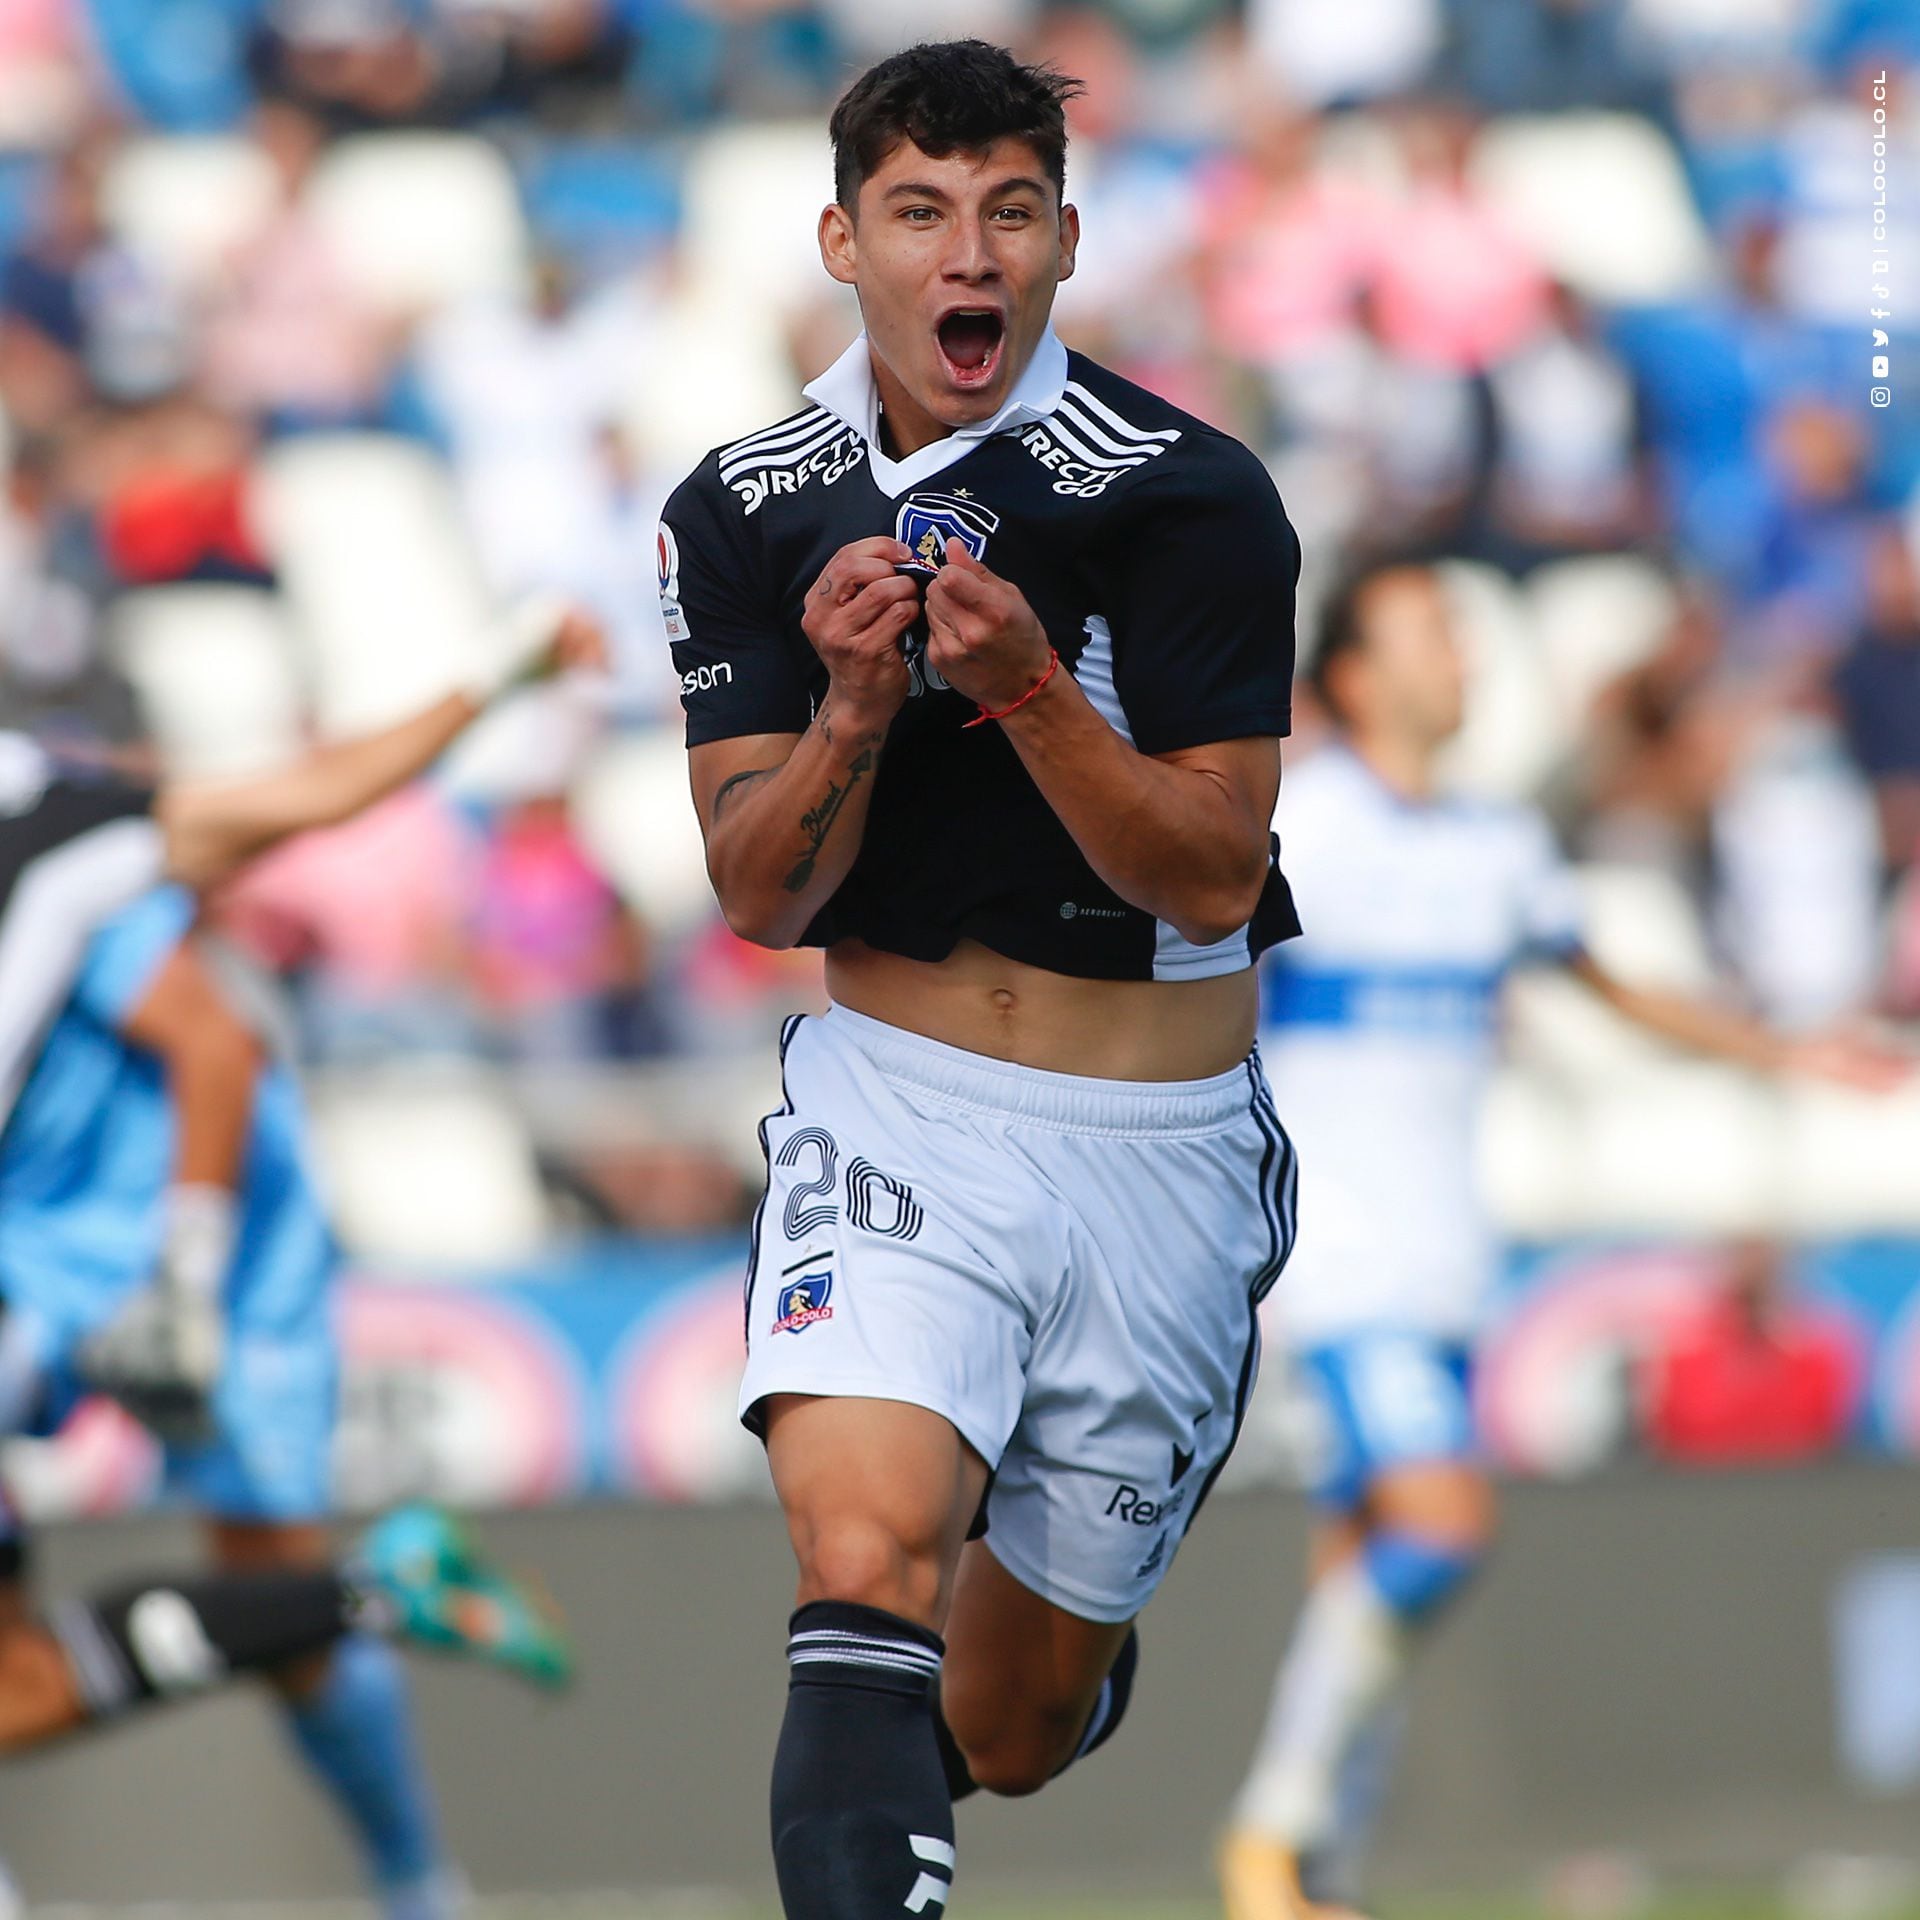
[658,458,813,747]
[1513,810,1585,962]
[71,886,196,1031]
[1095,439,1299,757]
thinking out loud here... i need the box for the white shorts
[740,1005,1298,1623]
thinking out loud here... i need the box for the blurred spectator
[200,96,397,430]
[249,0,456,133]
[0,434,137,746]
[414,254,646,608]
[218,785,483,1059]
[0,131,188,431]
[1370,99,1552,372]
[0,0,88,149]
[1832,522,1920,878]
[1713,707,1884,1026]
[1442,0,1669,120]
[1198,107,1381,371]
[470,790,659,1064]
[90,394,272,588]
[1641,1243,1862,1465]
[1482,281,1652,565]
[1245,0,1442,107]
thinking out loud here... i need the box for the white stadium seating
[1435,561,1568,800]
[308,1067,550,1270]
[307,133,530,315]
[569,725,717,944]
[256,432,493,734]
[108,584,304,779]
[101,135,279,293]
[1472,112,1715,304]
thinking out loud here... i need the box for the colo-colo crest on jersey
[893,491,1002,698]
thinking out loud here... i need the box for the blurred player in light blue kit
[0,611,596,1920]
[1219,558,1908,1920]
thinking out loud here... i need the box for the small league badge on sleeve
[772,1264,835,1335]
[657,524,689,641]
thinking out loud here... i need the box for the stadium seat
[100,136,278,293]
[1573,1065,1781,1235]
[569,725,717,943]
[107,585,304,779]
[306,134,529,317]
[1571,862,1717,990]
[256,433,493,735]
[307,1068,550,1271]
[1434,561,1567,800]
[621,121,835,464]
[1480,1066,1585,1238]
[1778,1080,1920,1237]
[1471,113,1714,304]
[1526,556,1678,731]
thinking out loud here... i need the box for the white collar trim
[803,327,1068,497]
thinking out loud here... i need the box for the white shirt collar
[803,326,1069,497]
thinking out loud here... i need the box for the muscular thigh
[764,1393,990,1631]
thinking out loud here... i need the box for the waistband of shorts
[816,1003,1260,1137]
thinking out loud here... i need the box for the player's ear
[819,201,857,286]
[1057,202,1080,284]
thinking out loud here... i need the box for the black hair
[829,40,1083,210]
[1307,551,1440,723]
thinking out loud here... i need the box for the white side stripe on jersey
[1074,615,1253,981]
[717,405,832,472]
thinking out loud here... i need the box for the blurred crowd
[2,0,1918,1074]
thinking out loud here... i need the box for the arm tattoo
[713,767,775,817]
[783,746,875,894]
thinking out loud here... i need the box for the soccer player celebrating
[0,607,593,1919]
[661,40,1302,1917]
[1217,557,1909,1920]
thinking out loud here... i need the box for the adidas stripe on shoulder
[717,406,867,517]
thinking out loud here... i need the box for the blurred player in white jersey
[1218,558,1907,1920]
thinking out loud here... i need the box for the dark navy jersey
[660,332,1302,982]
[0,734,163,1125]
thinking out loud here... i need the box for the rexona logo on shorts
[772,1266,835,1335]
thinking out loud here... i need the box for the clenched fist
[924,541,1054,715]
[802,537,921,723]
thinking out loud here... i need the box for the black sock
[50,1568,359,1718]
[931,1625,1140,1802]
[771,1600,955,1919]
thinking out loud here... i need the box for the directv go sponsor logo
[1871,71,1892,410]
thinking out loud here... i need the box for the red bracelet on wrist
[963,648,1060,728]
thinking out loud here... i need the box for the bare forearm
[705,694,891,948]
[1000,676,1268,945]
[1571,958,1785,1072]
[158,694,478,889]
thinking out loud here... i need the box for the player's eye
[991,206,1033,223]
[900,206,939,224]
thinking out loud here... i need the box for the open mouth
[935,308,1006,388]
